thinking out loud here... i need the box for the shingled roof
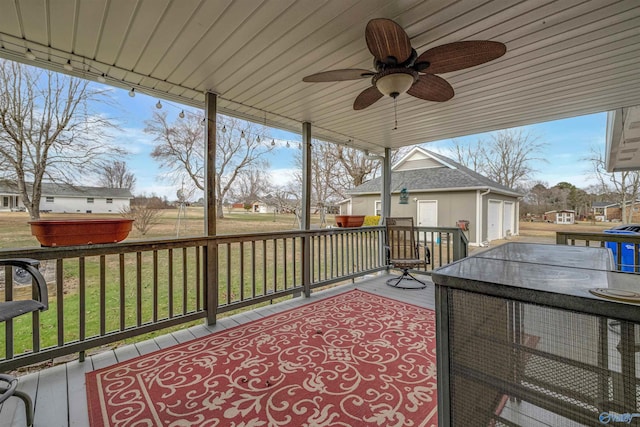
[348,147,522,197]
[0,180,133,198]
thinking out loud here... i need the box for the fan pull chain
[393,97,398,130]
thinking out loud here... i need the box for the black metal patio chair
[385,217,430,289]
[0,258,48,427]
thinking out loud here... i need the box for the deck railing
[0,225,467,370]
[415,226,469,270]
[556,231,640,272]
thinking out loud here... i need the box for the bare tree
[523,181,551,215]
[450,138,484,173]
[0,60,123,219]
[269,184,299,213]
[145,112,273,218]
[335,146,382,188]
[231,167,271,205]
[98,160,136,190]
[451,129,547,189]
[589,147,640,223]
[120,202,162,236]
[293,141,407,206]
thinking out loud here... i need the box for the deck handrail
[556,231,640,273]
[0,225,467,370]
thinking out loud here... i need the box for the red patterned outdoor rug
[86,289,437,427]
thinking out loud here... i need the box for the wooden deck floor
[0,273,435,427]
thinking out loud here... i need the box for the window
[46,196,54,203]
[106,198,113,204]
[2,197,8,207]
[374,200,381,216]
[87,198,94,204]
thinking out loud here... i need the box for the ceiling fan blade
[416,41,506,74]
[407,74,454,102]
[365,18,412,65]
[302,69,374,82]
[353,86,383,110]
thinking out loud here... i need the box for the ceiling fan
[302,18,506,110]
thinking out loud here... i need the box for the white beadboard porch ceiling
[1,0,640,165]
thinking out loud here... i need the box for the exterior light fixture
[241,130,245,138]
[271,139,275,146]
[256,135,260,142]
[129,88,135,97]
[179,110,185,119]
[286,141,290,148]
[64,60,73,71]
[222,125,227,133]
[25,49,36,60]
[156,100,162,109]
[399,188,409,204]
[97,73,106,83]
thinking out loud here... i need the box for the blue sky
[105,85,607,199]
[425,112,607,188]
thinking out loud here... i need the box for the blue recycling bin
[604,229,637,272]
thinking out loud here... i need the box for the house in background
[0,181,133,214]
[591,200,640,222]
[591,201,618,221]
[545,209,576,224]
[343,147,523,246]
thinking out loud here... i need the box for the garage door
[487,200,502,241]
[503,202,514,237]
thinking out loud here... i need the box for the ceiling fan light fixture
[374,70,416,98]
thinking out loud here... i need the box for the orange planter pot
[29,219,134,247]
[335,215,365,228]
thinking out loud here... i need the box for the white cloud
[270,168,298,186]
[108,126,156,154]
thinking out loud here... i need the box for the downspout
[478,188,491,246]
[515,197,522,236]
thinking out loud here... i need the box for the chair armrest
[0,258,48,311]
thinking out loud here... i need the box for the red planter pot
[335,215,365,228]
[29,219,134,247]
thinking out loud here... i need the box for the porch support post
[381,147,392,269]
[382,147,392,220]
[204,92,218,325]
[301,121,312,298]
